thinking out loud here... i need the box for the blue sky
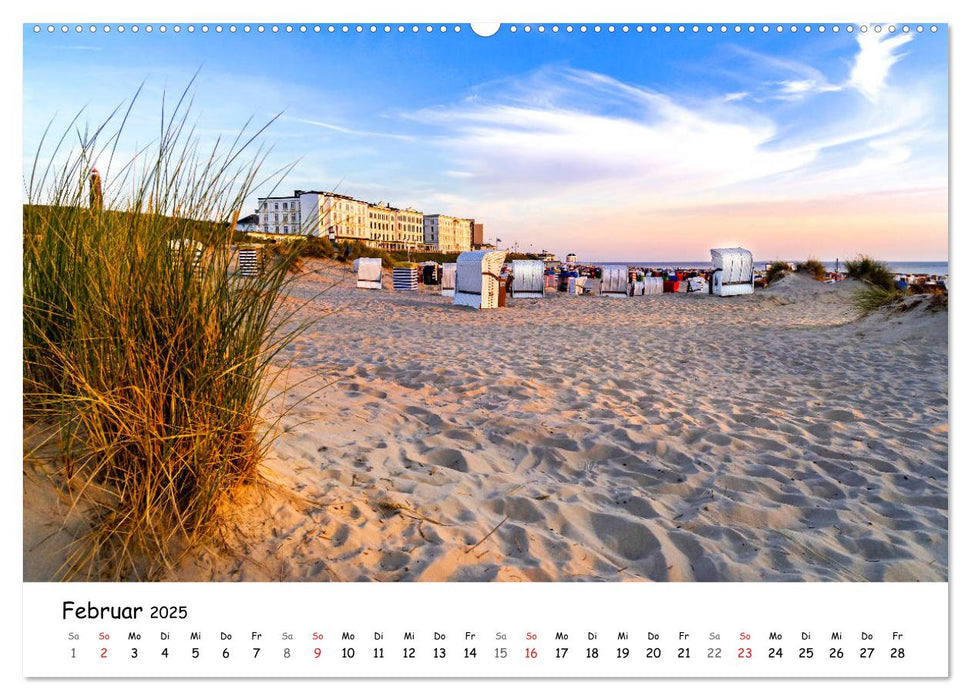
[23,23,948,260]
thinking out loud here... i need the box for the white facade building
[256,190,473,252]
[394,207,424,251]
[257,190,369,241]
[258,194,303,235]
[423,214,473,253]
[368,201,396,247]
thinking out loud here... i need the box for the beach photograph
[22,22,948,583]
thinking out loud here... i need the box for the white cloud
[406,68,814,209]
[847,30,914,102]
[728,46,841,100]
[775,78,842,99]
[391,60,943,245]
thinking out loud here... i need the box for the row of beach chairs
[354,248,755,310]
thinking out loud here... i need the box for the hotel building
[257,193,303,235]
[258,190,369,240]
[367,201,396,247]
[394,207,425,251]
[256,190,472,253]
[423,214,473,253]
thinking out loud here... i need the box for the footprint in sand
[422,447,470,472]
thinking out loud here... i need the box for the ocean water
[589,261,949,276]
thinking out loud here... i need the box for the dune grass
[844,255,895,290]
[797,258,827,281]
[843,255,903,314]
[23,86,305,580]
[852,284,906,314]
[766,261,791,285]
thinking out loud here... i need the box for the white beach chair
[686,276,706,293]
[632,280,645,296]
[441,262,457,297]
[169,238,203,273]
[600,265,629,297]
[355,257,384,289]
[567,276,585,295]
[584,278,602,296]
[511,259,546,298]
[453,250,508,309]
[710,248,755,296]
[645,277,663,295]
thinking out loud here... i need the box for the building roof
[258,190,360,202]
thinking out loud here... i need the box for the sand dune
[24,262,948,582]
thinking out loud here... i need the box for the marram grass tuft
[23,85,306,580]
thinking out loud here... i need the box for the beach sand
[24,261,948,582]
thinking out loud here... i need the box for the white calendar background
[23,582,947,677]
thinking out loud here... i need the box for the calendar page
[17,0,955,690]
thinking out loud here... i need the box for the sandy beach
[24,260,948,582]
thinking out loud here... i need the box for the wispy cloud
[406,67,810,204]
[728,45,841,100]
[848,30,914,101]
[730,31,913,104]
[282,115,414,141]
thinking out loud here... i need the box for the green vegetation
[23,88,304,580]
[852,284,906,314]
[246,233,543,269]
[844,255,895,290]
[766,261,791,285]
[844,255,903,314]
[796,258,827,281]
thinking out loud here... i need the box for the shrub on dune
[766,261,791,285]
[844,255,895,290]
[844,255,904,314]
[797,258,827,281]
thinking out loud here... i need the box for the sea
[588,261,949,276]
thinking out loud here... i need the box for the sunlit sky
[22,23,948,261]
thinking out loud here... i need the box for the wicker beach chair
[510,259,546,298]
[601,265,629,297]
[568,276,586,295]
[355,257,384,289]
[392,264,419,291]
[710,248,755,296]
[169,238,203,274]
[238,247,263,277]
[453,250,508,309]
[441,262,457,297]
[686,276,706,293]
